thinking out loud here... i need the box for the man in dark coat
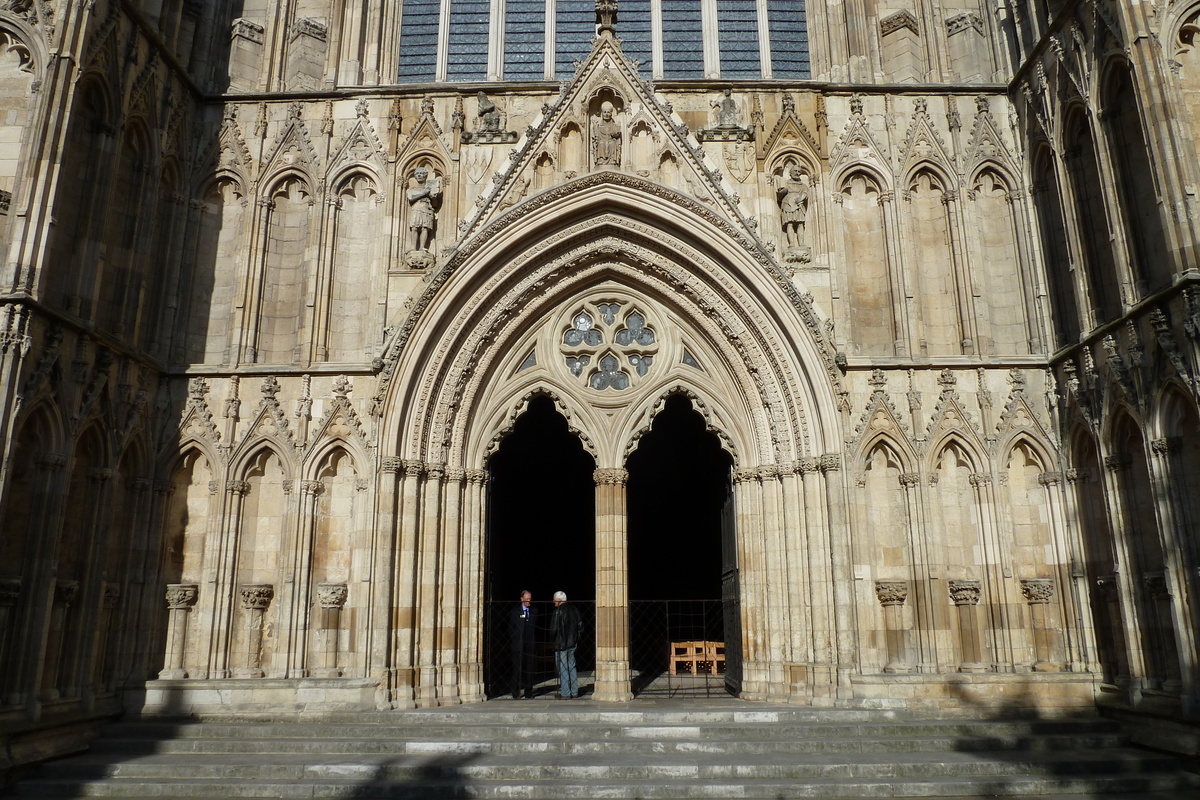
[551,590,583,699]
[509,589,537,699]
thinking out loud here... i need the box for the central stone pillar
[593,468,632,702]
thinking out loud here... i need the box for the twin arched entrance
[484,394,735,698]
[377,176,845,706]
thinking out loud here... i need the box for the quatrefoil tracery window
[560,302,659,391]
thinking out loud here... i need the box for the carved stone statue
[697,89,754,143]
[778,166,809,249]
[715,88,740,128]
[592,102,621,167]
[407,167,441,256]
[477,91,500,133]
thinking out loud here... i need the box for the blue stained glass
[448,0,490,80]
[718,0,761,78]
[556,0,594,77]
[506,0,546,78]
[767,0,810,78]
[399,0,439,82]
[661,0,704,78]
[617,0,652,76]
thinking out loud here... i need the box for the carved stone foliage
[875,580,909,607]
[949,580,981,606]
[165,583,199,609]
[1019,578,1055,605]
[239,584,275,610]
[316,583,348,609]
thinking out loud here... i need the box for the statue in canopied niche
[406,167,441,265]
[777,165,811,263]
[592,101,622,167]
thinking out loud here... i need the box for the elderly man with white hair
[551,590,583,699]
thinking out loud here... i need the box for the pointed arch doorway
[483,396,596,699]
[627,395,738,697]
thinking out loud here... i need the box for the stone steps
[7,701,1198,799]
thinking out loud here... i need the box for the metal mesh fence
[483,599,730,699]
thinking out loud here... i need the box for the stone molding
[231,18,265,45]
[881,10,919,37]
[0,577,20,606]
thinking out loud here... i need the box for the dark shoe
[555,694,568,700]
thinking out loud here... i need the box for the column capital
[0,577,21,606]
[1144,572,1171,600]
[55,579,80,607]
[239,584,275,610]
[593,468,629,486]
[315,582,348,609]
[794,456,819,474]
[1037,471,1062,486]
[1104,454,1130,473]
[165,583,199,609]
[1020,577,1055,604]
[227,480,251,495]
[444,467,466,482]
[380,456,403,474]
[874,580,908,607]
[301,480,324,496]
[465,469,488,485]
[949,579,981,606]
[1095,575,1119,602]
[819,453,841,472]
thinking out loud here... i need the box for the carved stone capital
[969,473,992,487]
[1020,578,1055,604]
[1095,576,1119,603]
[55,579,80,607]
[948,580,981,606]
[402,459,426,477]
[444,468,466,483]
[899,472,921,487]
[380,457,403,474]
[37,452,67,472]
[1150,437,1174,455]
[593,468,629,486]
[732,467,758,484]
[425,464,446,480]
[103,583,121,609]
[0,577,21,606]
[88,467,115,484]
[875,580,909,607]
[1037,472,1062,486]
[795,457,819,474]
[1144,573,1171,600]
[315,582,348,609]
[1065,468,1088,483]
[465,469,488,485]
[1104,454,1130,473]
[820,454,842,473]
[165,583,199,610]
[757,464,780,480]
[239,584,274,610]
[227,480,251,496]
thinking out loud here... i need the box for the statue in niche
[405,167,441,267]
[477,91,501,134]
[697,89,754,143]
[592,101,622,167]
[461,91,518,143]
[777,165,812,263]
[715,88,740,128]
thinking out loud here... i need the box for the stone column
[733,467,768,699]
[415,464,443,708]
[949,580,985,672]
[211,481,252,679]
[822,454,856,697]
[288,480,324,679]
[593,468,632,702]
[1020,578,1059,672]
[40,579,79,701]
[372,457,401,708]
[1144,573,1182,693]
[875,580,910,674]
[92,583,120,693]
[313,583,348,677]
[391,459,424,709]
[0,577,20,702]
[437,468,464,705]
[160,583,199,679]
[1095,576,1130,685]
[235,584,274,678]
[459,469,488,703]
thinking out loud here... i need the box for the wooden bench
[669,640,726,675]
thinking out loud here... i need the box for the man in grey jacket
[551,591,583,699]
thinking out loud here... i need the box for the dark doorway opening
[627,394,735,696]
[484,395,595,698]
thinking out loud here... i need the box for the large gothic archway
[376,175,847,706]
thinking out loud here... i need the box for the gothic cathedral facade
[1,0,1199,777]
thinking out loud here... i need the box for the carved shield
[464,147,493,184]
[724,140,755,183]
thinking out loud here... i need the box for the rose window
[560,302,659,391]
